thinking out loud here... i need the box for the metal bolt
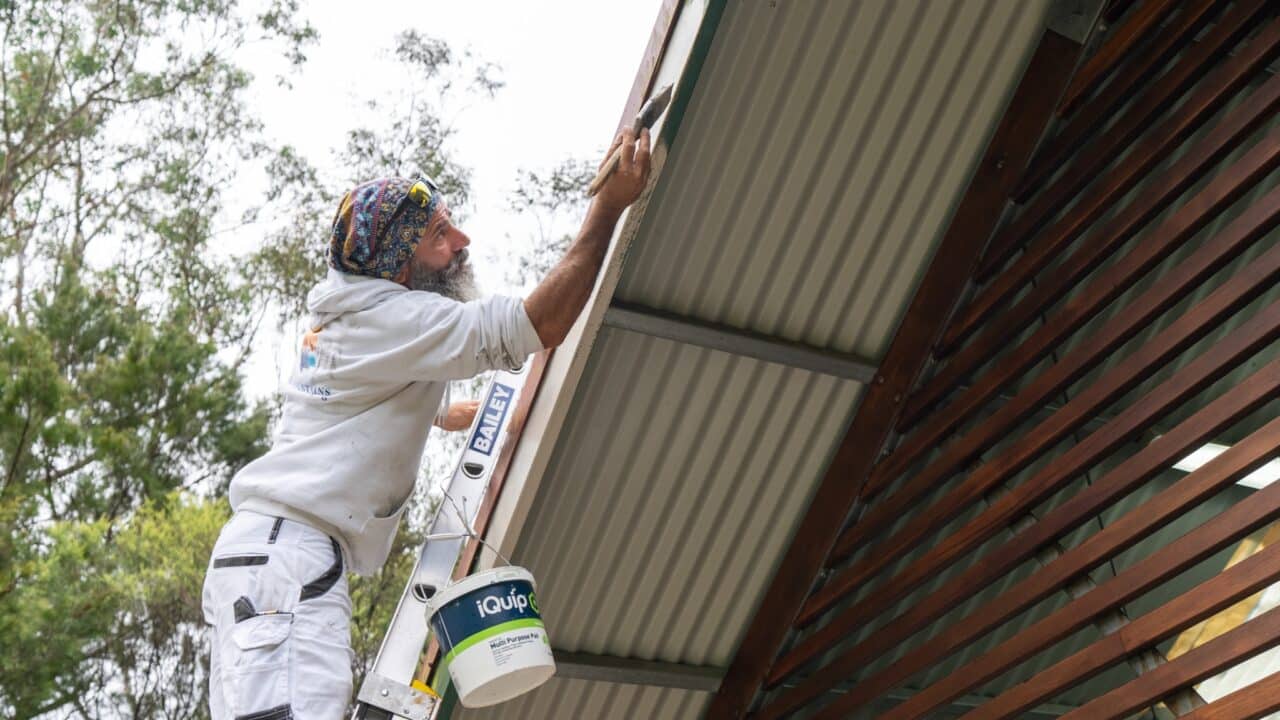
[381,689,389,697]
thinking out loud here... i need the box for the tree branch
[45,454,97,485]
[2,412,33,499]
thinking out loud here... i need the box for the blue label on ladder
[468,382,515,456]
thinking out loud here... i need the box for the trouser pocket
[224,608,294,719]
[204,517,351,719]
[205,542,299,720]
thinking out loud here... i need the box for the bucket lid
[427,566,536,614]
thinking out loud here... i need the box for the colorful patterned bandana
[328,176,444,279]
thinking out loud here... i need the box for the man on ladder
[200,128,650,720]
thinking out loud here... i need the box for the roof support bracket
[603,301,879,383]
[554,651,724,693]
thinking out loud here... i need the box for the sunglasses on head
[407,174,440,209]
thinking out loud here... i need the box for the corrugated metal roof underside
[616,0,1054,360]
[514,328,863,666]
[457,329,861,720]
[454,677,711,720]
[458,0,1057,716]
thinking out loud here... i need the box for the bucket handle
[424,488,515,569]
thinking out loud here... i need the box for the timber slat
[891,68,1280,462]
[832,128,1280,572]
[932,6,1280,371]
[815,264,1280,628]
[1055,0,1180,119]
[810,426,1280,719]
[704,28,1086,720]
[977,0,1271,281]
[760,373,1280,716]
[1177,670,1280,720]
[1058,604,1280,720]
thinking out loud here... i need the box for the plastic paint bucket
[427,566,556,707]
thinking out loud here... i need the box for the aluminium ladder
[352,364,531,720]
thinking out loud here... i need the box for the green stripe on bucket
[442,618,546,666]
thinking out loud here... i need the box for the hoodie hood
[306,268,406,327]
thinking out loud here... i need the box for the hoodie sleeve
[401,292,545,381]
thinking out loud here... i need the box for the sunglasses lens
[407,174,442,209]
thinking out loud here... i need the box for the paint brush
[586,83,673,197]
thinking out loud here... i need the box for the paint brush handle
[586,144,626,197]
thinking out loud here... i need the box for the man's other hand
[595,127,651,214]
[436,400,480,432]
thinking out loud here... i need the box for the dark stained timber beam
[704,24,1089,720]
[552,652,723,692]
[1103,0,1139,25]
[603,301,878,383]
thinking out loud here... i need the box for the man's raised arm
[523,127,651,348]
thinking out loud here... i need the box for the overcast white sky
[234,0,661,398]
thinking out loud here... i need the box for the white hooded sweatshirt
[230,268,544,575]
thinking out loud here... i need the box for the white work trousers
[202,510,354,720]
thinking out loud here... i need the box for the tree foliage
[0,3,570,716]
[0,0,310,715]
[506,156,595,289]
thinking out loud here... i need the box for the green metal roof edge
[437,682,459,720]
[658,0,729,150]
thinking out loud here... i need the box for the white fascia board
[480,0,714,567]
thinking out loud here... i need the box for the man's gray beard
[406,249,479,302]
